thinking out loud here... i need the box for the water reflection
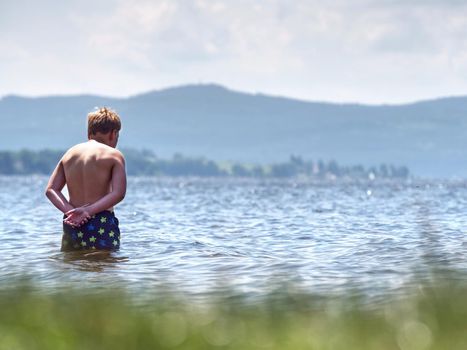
[52,251,129,272]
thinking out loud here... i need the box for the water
[1,176,466,300]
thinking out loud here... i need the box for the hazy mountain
[1,84,467,177]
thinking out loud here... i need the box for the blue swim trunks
[62,210,120,251]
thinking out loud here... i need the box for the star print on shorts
[62,210,120,252]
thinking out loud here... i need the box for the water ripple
[1,176,467,298]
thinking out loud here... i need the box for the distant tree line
[0,149,409,179]
[0,150,64,175]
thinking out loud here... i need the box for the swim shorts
[62,210,120,251]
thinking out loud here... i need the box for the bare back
[62,140,121,210]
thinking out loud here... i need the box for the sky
[1,0,467,104]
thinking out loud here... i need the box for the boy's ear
[110,130,119,143]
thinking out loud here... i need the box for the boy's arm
[45,159,74,214]
[64,153,126,225]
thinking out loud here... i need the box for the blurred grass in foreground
[0,281,466,350]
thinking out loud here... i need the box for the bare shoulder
[105,148,125,165]
[61,142,87,162]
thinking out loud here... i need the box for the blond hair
[87,107,121,136]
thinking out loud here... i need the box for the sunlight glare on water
[0,176,466,300]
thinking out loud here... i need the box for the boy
[45,107,126,251]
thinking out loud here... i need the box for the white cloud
[1,0,467,103]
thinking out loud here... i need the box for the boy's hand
[64,207,91,228]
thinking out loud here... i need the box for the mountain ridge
[1,83,467,177]
[3,83,467,107]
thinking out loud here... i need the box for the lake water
[1,176,466,301]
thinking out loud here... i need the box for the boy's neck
[89,137,109,146]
